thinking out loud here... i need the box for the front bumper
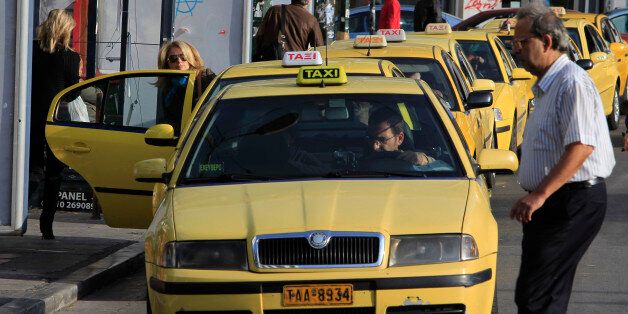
[147,255,496,314]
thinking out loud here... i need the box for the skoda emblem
[308,231,331,249]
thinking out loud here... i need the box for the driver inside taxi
[366,107,435,165]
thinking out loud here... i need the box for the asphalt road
[58,123,628,314]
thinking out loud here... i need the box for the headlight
[389,234,478,267]
[158,241,248,270]
[493,108,503,121]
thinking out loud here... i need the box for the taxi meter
[282,51,323,67]
[297,66,348,86]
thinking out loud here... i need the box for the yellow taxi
[562,18,622,129]
[561,9,628,109]
[43,53,408,228]
[411,23,534,154]
[48,65,517,313]
[323,31,496,163]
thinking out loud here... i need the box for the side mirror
[511,68,533,80]
[590,51,608,64]
[576,59,594,70]
[467,90,493,109]
[145,124,178,146]
[477,149,519,174]
[134,158,168,183]
[471,79,495,92]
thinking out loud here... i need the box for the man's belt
[525,177,604,193]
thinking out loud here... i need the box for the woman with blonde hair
[156,41,215,130]
[31,9,82,240]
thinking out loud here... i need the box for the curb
[0,242,144,314]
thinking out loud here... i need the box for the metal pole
[369,0,375,35]
[160,0,175,45]
[120,0,129,71]
[86,0,98,78]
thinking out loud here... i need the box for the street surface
[58,123,628,314]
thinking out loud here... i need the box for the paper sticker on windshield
[200,162,224,175]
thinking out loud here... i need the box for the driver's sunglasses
[167,54,186,63]
[365,133,396,145]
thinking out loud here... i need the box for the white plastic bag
[67,96,90,122]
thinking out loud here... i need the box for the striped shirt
[518,55,615,191]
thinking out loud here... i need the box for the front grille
[255,232,383,268]
[266,308,375,314]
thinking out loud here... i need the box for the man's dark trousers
[515,182,606,313]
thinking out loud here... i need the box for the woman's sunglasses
[167,54,186,63]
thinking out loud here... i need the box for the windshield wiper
[184,173,284,183]
[323,170,427,178]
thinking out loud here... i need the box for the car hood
[172,179,470,240]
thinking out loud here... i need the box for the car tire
[509,112,517,154]
[491,285,499,313]
[485,130,497,190]
[146,288,152,314]
[607,88,620,130]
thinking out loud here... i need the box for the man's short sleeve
[557,73,600,147]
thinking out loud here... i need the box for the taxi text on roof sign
[296,66,348,86]
[353,35,388,48]
[425,23,452,34]
[282,51,323,67]
[377,29,406,42]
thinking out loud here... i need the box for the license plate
[283,284,353,306]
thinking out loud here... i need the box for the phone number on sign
[57,201,93,210]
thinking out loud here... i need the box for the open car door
[45,70,196,228]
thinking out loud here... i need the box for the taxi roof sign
[282,51,323,67]
[297,66,347,86]
[425,23,452,34]
[353,35,387,48]
[550,6,566,16]
[377,29,406,42]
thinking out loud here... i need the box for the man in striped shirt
[509,3,615,313]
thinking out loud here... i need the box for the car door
[600,18,628,96]
[442,52,487,155]
[46,70,196,229]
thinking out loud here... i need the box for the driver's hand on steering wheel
[397,151,435,165]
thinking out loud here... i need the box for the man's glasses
[167,54,186,63]
[365,133,397,146]
[512,35,538,49]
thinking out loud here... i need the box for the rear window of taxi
[181,93,464,184]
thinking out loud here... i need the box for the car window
[498,35,522,67]
[600,18,615,43]
[610,15,628,33]
[442,51,470,102]
[458,40,504,82]
[54,73,191,134]
[181,93,464,183]
[494,38,514,79]
[567,28,583,54]
[567,39,582,61]
[603,18,622,43]
[585,25,606,53]
[455,44,477,84]
[382,57,458,111]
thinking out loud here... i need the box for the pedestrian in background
[253,0,323,61]
[510,3,615,312]
[414,0,443,31]
[379,0,400,30]
[31,9,81,240]
[156,41,215,130]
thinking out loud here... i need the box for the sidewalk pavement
[0,209,145,314]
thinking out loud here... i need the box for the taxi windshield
[181,94,463,183]
[380,58,457,110]
[457,40,504,82]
